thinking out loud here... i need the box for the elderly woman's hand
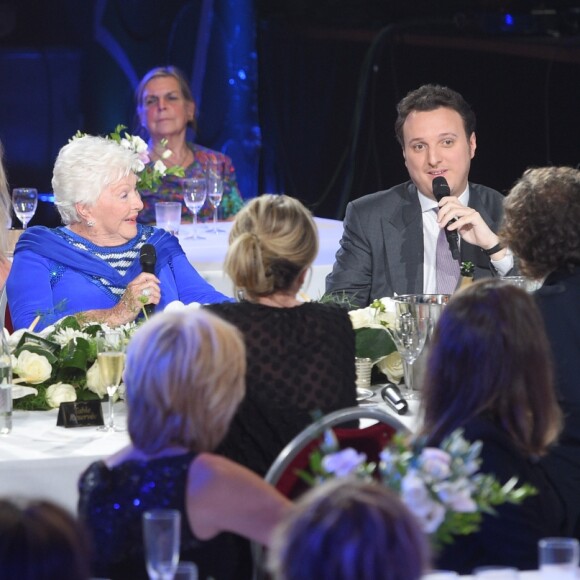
[127,272,161,309]
[113,273,161,324]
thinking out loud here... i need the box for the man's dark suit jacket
[326,180,509,307]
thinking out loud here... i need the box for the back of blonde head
[125,309,246,454]
[225,195,318,299]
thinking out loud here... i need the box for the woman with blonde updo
[206,194,357,476]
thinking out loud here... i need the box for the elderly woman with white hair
[6,134,229,331]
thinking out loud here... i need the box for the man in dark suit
[326,84,514,307]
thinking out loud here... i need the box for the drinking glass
[96,331,125,432]
[143,509,181,580]
[181,177,207,239]
[205,161,225,234]
[391,301,429,400]
[12,188,38,229]
[173,562,199,580]
[538,537,579,579]
[155,202,181,236]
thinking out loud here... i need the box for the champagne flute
[143,509,181,580]
[205,161,225,234]
[391,302,429,400]
[12,188,38,229]
[181,177,207,240]
[96,331,125,432]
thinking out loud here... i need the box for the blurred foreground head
[0,498,91,580]
[268,478,430,580]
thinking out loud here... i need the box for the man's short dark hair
[394,84,476,147]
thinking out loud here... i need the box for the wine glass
[181,177,207,240]
[96,331,125,432]
[143,509,181,580]
[205,161,225,234]
[12,188,38,229]
[391,301,429,400]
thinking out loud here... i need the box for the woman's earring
[87,219,96,227]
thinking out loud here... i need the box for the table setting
[350,293,451,428]
[0,402,130,513]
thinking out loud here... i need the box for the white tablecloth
[0,403,129,514]
[177,217,343,300]
[0,389,415,516]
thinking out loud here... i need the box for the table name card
[57,401,104,428]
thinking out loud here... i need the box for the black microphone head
[140,243,157,274]
[432,176,451,201]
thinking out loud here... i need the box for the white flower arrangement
[302,429,537,548]
[349,297,404,383]
[8,316,139,411]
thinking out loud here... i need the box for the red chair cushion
[274,422,397,500]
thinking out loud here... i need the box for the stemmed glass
[12,188,38,229]
[143,509,181,580]
[391,301,429,400]
[181,177,207,240]
[96,331,125,432]
[205,161,225,234]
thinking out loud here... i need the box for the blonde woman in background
[206,194,357,477]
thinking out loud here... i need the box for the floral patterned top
[137,143,244,224]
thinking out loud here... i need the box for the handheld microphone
[380,384,409,415]
[139,244,156,316]
[432,176,460,261]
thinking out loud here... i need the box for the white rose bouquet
[9,316,138,411]
[301,429,537,549]
[349,297,403,383]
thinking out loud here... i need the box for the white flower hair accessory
[72,125,184,191]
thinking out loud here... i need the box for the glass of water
[143,509,181,580]
[538,537,579,579]
[12,188,38,229]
